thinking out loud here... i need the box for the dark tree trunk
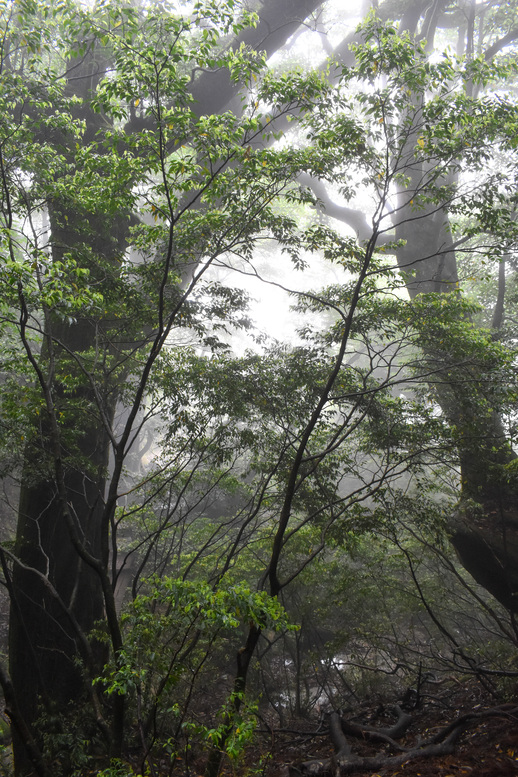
[7,3,329,772]
[10,449,108,771]
[394,145,518,615]
[8,45,122,772]
[370,1,518,616]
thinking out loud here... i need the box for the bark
[8,2,327,773]
[340,705,412,747]
[387,7,518,614]
[328,712,351,757]
[0,661,52,777]
[190,0,325,116]
[9,43,125,774]
[291,729,461,776]
[450,501,518,613]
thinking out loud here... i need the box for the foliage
[98,576,294,693]
[1,1,518,776]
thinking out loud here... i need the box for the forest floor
[2,677,517,776]
[241,678,518,777]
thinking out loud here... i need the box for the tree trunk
[394,134,518,616]
[10,446,108,772]
[8,44,123,772]
[7,3,329,772]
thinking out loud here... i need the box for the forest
[0,0,518,775]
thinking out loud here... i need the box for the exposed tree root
[288,705,518,776]
[340,704,412,750]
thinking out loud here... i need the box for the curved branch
[484,27,518,60]
[294,706,518,776]
[294,727,462,775]
[340,705,412,749]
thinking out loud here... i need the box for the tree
[275,0,518,613]
[348,10,518,612]
[0,0,343,771]
[1,1,518,775]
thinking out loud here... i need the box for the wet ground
[252,678,518,777]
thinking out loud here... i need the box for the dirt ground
[251,678,518,777]
[2,677,516,776]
